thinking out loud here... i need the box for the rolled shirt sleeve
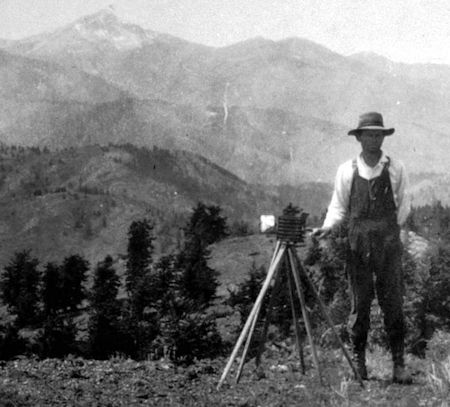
[322,162,352,229]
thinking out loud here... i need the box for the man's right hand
[312,227,332,239]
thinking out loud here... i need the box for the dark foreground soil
[0,347,448,406]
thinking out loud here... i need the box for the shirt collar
[357,151,388,169]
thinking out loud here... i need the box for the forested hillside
[0,143,332,270]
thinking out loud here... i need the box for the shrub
[426,330,450,362]
[0,323,26,360]
[39,315,78,358]
[402,242,450,356]
[156,311,223,364]
[228,262,267,326]
[425,330,450,400]
[228,258,316,355]
[146,253,223,363]
[230,220,252,237]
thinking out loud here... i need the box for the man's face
[356,130,385,153]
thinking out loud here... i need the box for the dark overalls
[347,158,405,364]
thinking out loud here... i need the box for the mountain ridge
[0,144,275,268]
[0,9,449,189]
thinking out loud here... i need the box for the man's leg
[375,238,412,384]
[347,251,374,380]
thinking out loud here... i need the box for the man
[314,112,412,384]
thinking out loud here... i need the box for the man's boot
[392,353,412,384]
[352,348,368,380]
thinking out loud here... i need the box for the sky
[1,0,450,64]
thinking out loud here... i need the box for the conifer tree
[124,218,157,358]
[228,261,266,325]
[175,203,225,310]
[126,219,154,293]
[0,250,41,327]
[184,202,228,246]
[177,236,218,308]
[39,256,88,358]
[151,254,180,314]
[42,262,62,316]
[125,218,155,317]
[155,252,223,363]
[60,254,89,311]
[88,255,121,359]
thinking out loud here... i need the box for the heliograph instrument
[217,204,364,389]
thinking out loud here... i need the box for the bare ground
[0,346,448,406]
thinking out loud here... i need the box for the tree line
[0,202,228,363]
[1,200,449,364]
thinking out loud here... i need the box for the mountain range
[0,7,448,271]
[0,8,449,188]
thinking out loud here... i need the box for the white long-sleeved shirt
[322,152,410,229]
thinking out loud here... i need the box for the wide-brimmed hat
[348,112,395,136]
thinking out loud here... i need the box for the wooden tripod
[217,240,364,390]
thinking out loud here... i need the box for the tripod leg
[235,257,283,383]
[287,247,323,385]
[287,269,306,375]
[254,256,285,368]
[240,241,283,374]
[217,244,286,390]
[234,300,261,383]
[291,252,365,388]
